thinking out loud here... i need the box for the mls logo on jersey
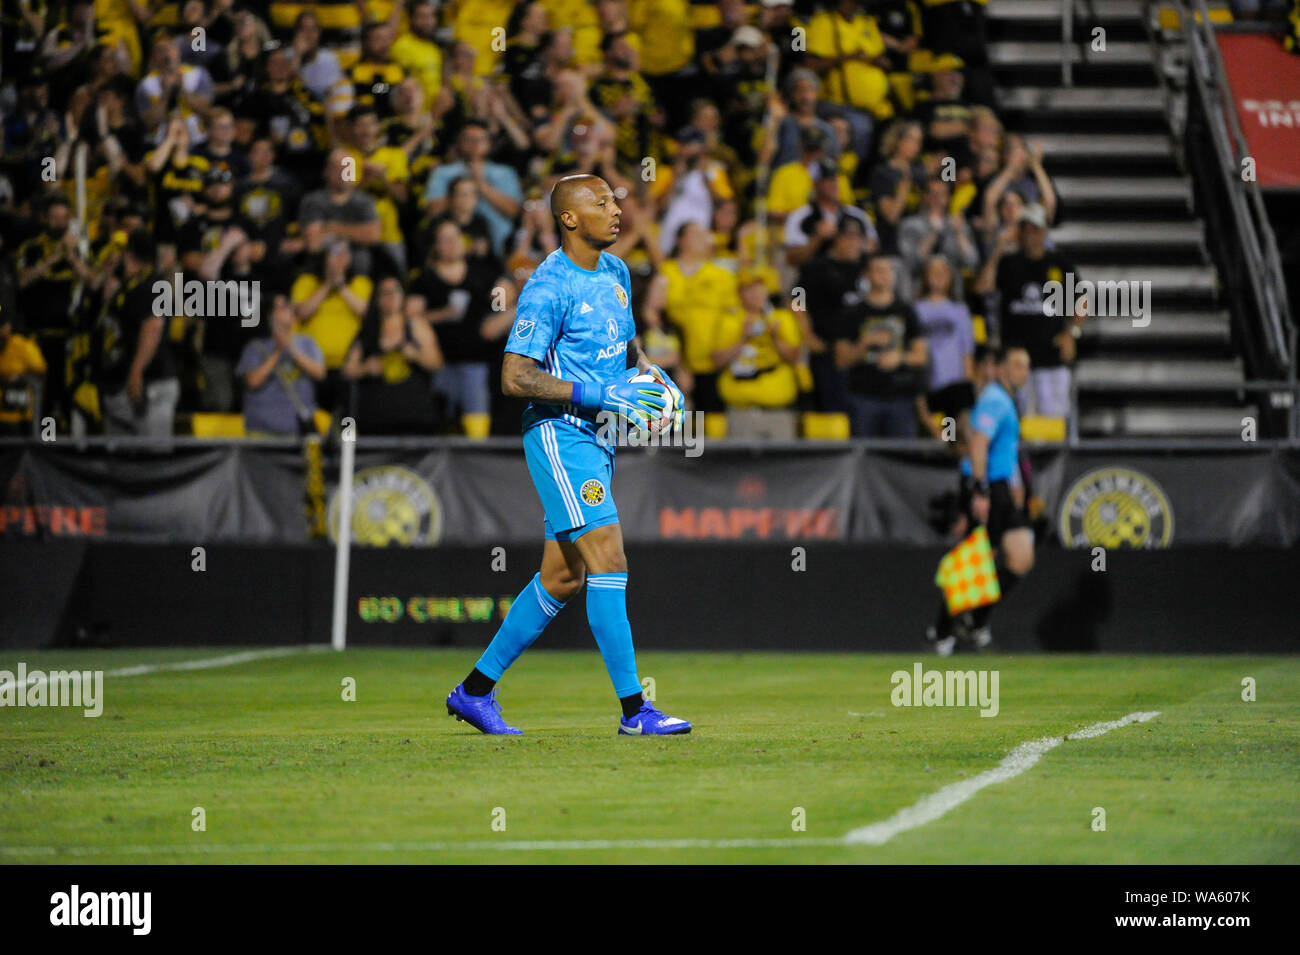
[606,317,618,341]
[514,319,535,340]
[614,284,628,309]
[580,479,606,506]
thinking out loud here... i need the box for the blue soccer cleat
[446,684,523,735]
[618,702,692,736]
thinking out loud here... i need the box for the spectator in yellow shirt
[628,0,696,129]
[642,221,739,413]
[346,104,411,275]
[0,312,48,435]
[766,125,850,225]
[711,269,804,440]
[807,0,894,119]
[391,0,443,104]
[292,240,374,413]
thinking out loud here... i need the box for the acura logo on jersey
[514,320,535,340]
[606,317,618,341]
[596,340,627,361]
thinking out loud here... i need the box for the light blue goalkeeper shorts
[523,418,620,542]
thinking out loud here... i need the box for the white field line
[844,710,1161,845]
[0,710,1160,858]
[0,646,327,691]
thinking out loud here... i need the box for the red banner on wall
[1217,33,1300,189]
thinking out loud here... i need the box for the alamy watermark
[0,664,103,717]
[50,885,150,935]
[891,662,999,717]
[595,410,705,458]
[1043,272,1151,328]
[152,273,260,327]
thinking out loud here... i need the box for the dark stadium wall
[3,541,1298,654]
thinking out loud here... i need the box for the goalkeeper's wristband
[572,380,602,409]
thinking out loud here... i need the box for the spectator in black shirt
[418,176,493,264]
[796,215,871,413]
[868,119,926,256]
[82,76,149,204]
[234,138,301,265]
[100,230,179,439]
[342,276,445,435]
[834,253,928,437]
[193,107,250,180]
[408,219,507,431]
[920,0,996,108]
[16,196,95,426]
[872,0,922,110]
[239,46,328,189]
[915,53,972,177]
[784,160,878,268]
[992,203,1084,419]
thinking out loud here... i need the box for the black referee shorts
[960,477,1029,545]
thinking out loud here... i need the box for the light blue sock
[474,573,564,680]
[585,573,641,698]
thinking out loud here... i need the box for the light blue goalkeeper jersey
[505,247,637,435]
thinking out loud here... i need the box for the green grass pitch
[1,648,1297,864]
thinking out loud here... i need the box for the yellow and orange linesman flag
[935,525,1001,616]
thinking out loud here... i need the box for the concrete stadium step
[999,86,1164,116]
[1081,311,1231,347]
[987,0,1146,22]
[1075,357,1244,388]
[987,1,1149,43]
[1051,220,1203,248]
[1079,404,1257,437]
[1054,175,1192,209]
[1072,265,1218,302]
[988,42,1155,67]
[1035,133,1174,165]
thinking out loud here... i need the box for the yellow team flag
[935,525,1001,615]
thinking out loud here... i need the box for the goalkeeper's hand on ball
[572,369,668,433]
[647,364,685,431]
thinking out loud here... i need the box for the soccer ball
[630,372,676,434]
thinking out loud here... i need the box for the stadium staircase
[987,0,1248,438]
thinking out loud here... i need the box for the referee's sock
[464,573,564,695]
[584,573,644,714]
[971,561,1022,628]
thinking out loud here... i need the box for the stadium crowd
[0,0,1085,441]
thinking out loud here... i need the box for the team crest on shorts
[614,284,628,309]
[580,479,606,506]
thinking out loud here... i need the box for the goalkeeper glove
[648,364,685,430]
[572,368,668,432]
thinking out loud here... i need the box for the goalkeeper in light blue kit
[445,174,693,736]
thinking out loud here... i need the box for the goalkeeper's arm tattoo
[501,351,573,401]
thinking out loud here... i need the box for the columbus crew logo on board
[1058,467,1173,548]
[328,466,442,545]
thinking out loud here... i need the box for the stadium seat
[1020,416,1066,443]
[191,413,246,438]
[704,412,728,440]
[800,412,851,440]
[462,413,492,439]
[314,409,332,436]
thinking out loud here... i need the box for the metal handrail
[1180,0,1295,382]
